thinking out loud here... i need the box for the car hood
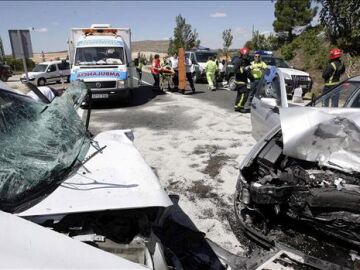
[0,211,146,269]
[18,129,172,217]
[21,72,43,78]
[278,67,309,76]
[280,107,360,173]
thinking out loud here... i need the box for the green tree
[273,0,317,42]
[244,31,279,51]
[168,14,200,55]
[222,28,233,57]
[318,0,360,54]
[168,38,175,55]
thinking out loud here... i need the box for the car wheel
[38,78,46,86]
[228,76,236,91]
[0,74,8,82]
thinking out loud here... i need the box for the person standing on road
[322,48,346,107]
[135,52,144,85]
[232,48,253,112]
[243,51,268,112]
[151,54,161,92]
[169,53,179,91]
[185,55,196,94]
[205,56,217,91]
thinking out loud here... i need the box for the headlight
[241,188,251,205]
[307,76,312,81]
[283,73,292,80]
[117,80,125,88]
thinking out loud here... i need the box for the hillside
[132,40,169,53]
[30,40,170,63]
[276,28,360,97]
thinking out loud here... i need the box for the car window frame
[47,64,57,73]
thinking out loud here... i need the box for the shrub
[3,56,35,72]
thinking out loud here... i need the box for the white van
[21,60,70,86]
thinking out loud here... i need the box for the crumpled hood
[280,107,360,173]
[19,130,172,217]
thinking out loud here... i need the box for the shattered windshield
[32,64,48,72]
[75,47,125,65]
[0,82,90,212]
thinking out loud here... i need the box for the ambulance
[68,24,138,102]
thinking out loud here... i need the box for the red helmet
[239,47,250,55]
[329,48,342,59]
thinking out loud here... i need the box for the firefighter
[322,48,346,107]
[243,51,268,111]
[232,48,254,112]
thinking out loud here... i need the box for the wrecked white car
[235,107,360,267]
[0,81,173,268]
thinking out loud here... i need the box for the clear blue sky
[1,1,278,54]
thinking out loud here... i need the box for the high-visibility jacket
[250,60,267,80]
[205,60,217,74]
[322,59,345,86]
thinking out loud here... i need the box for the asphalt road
[135,71,237,112]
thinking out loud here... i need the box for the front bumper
[20,77,36,83]
[90,88,130,100]
[285,78,312,94]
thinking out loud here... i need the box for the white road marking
[132,76,152,86]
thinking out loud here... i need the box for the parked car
[234,107,360,256]
[0,63,13,82]
[20,60,70,86]
[251,66,360,141]
[185,49,217,82]
[0,81,173,268]
[226,53,312,96]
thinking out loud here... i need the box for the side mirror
[260,97,277,108]
[47,69,52,73]
[290,65,294,69]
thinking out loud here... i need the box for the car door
[57,61,70,81]
[46,64,59,83]
[251,68,288,141]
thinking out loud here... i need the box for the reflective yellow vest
[325,62,339,86]
[251,61,267,80]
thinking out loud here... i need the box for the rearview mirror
[260,97,277,108]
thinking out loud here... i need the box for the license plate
[300,85,308,89]
[92,94,109,99]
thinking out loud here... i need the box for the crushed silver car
[235,107,360,267]
[251,69,360,141]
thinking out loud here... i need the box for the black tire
[38,78,46,86]
[67,75,71,83]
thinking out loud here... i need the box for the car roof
[38,60,68,65]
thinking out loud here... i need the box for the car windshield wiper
[72,139,107,173]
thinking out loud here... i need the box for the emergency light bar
[254,50,273,55]
[83,28,118,36]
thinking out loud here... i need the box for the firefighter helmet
[239,48,250,55]
[329,48,342,60]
